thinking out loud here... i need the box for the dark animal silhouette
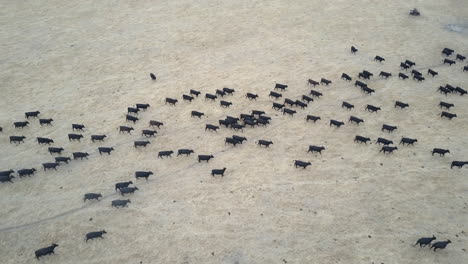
[35,244,58,260]
[414,236,436,247]
[430,240,451,251]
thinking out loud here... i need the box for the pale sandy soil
[0,0,467,263]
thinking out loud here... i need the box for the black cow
[219,119,231,127]
[400,63,410,70]
[310,90,323,98]
[455,87,467,96]
[257,119,269,127]
[240,114,254,120]
[307,79,319,86]
[464,65,468,72]
[205,93,217,101]
[430,240,451,251]
[414,75,425,82]
[244,119,257,127]
[400,137,418,145]
[456,54,465,61]
[191,111,205,118]
[35,244,58,260]
[14,121,29,128]
[206,124,220,132]
[437,86,451,95]
[302,95,313,103]
[283,108,296,116]
[443,58,456,66]
[0,175,14,183]
[275,83,288,90]
[55,157,71,164]
[363,70,374,78]
[348,116,364,125]
[18,168,36,177]
[126,115,139,124]
[365,105,381,113]
[150,73,157,80]
[246,93,259,100]
[442,48,454,56]
[362,87,375,95]
[451,161,467,169]
[149,120,164,128]
[374,55,385,62]
[320,78,332,85]
[395,101,409,108]
[136,103,150,110]
[216,89,226,97]
[398,73,409,80]
[382,124,397,133]
[351,46,358,53]
[342,101,354,110]
[0,170,14,177]
[183,94,194,102]
[380,146,398,154]
[220,100,232,108]
[115,181,133,191]
[308,145,325,154]
[134,141,150,148]
[37,137,53,145]
[91,135,106,142]
[177,149,194,156]
[252,110,265,116]
[85,230,107,242]
[98,147,114,155]
[68,134,83,141]
[294,160,311,169]
[405,60,416,67]
[158,151,174,158]
[119,126,134,134]
[83,193,102,202]
[432,148,450,156]
[427,69,438,77]
[411,69,421,76]
[230,123,245,131]
[233,135,247,143]
[165,97,178,105]
[25,111,40,119]
[414,236,436,247]
[73,152,89,160]
[72,124,85,131]
[190,89,201,97]
[223,87,235,95]
[48,147,64,155]
[42,162,59,171]
[354,136,370,144]
[142,130,157,137]
[341,73,352,81]
[445,84,455,93]
[269,91,282,99]
[379,71,392,78]
[198,155,214,162]
[376,138,393,145]
[284,98,296,106]
[134,171,153,181]
[440,111,457,119]
[212,168,226,177]
[272,102,285,110]
[128,107,139,115]
[257,140,273,147]
[10,136,26,144]
[330,120,344,128]
[120,187,139,196]
[225,137,240,146]
[112,199,131,208]
[358,72,370,80]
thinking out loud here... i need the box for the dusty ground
[0,0,467,263]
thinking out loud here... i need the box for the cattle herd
[0,46,466,260]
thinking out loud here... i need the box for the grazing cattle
[320,78,332,85]
[68,134,84,142]
[455,87,467,96]
[365,105,381,113]
[216,89,226,97]
[351,46,358,53]
[414,75,425,82]
[0,170,14,177]
[225,137,241,146]
[275,83,288,90]
[282,108,296,116]
[120,187,139,196]
[182,94,194,102]
[177,149,194,156]
[134,141,150,148]
[414,236,436,247]
[220,100,232,108]
[411,69,421,76]
[252,110,265,116]
[85,231,107,242]
[272,102,285,110]
[284,98,296,106]
[42,162,60,171]
[307,79,319,86]
[294,160,311,169]
[400,137,418,145]
[380,146,398,154]
[37,137,53,145]
[230,123,245,131]
[451,161,467,169]
[119,126,134,134]
[223,87,235,95]
[374,55,385,62]
[257,140,273,147]
[191,111,205,118]
[430,240,452,251]
[98,147,114,155]
[442,48,454,56]
[246,93,259,100]
[205,93,217,101]
[18,168,36,177]
[126,115,139,123]
[136,103,150,110]
[205,124,220,132]
[379,71,392,78]
[382,124,397,133]
[295,100,308,109]
[158,151,174,158]
[149,120,164,128]
[308,145,325,154]
[112,199,131,208]
[128,107,139,115]
[48,147,64,155]
[72,124,85,131]
[354,135,370,144]
[244,119,257,127]
[341,73,352,81]
[310,90,323,98]
[427,69,438,77]
[432,148,450,156]
[349,116,364,125]
[445,84,455,92]
[198,155,214,162]
[439,101,454,109]
[35,244,58,260]
[150,73,156,80]
[409,8,420,16]
[165,97,178,105]
[0,175,14,183]
[440,111,457,119]
[91,135,106,142]
[302,95,313,103]
[360,87,373,95]
[358,72,370,80]
[269,91,282,99]
[398,73,409,80]
[395,101,409,109]
[115,181,133,191]
[376,137,393,145]
[219,119,231,127]
[354,80,367,88]
[456,54,465,61]
[190,89,201,97]
[73,152,89,160]
[240,114,254,120]
[55,157,71,164]
[363,70,373,76]
[443,58,456,66]
[330,119,344,128]
[400,62,410,70]
[83,193,102,202]
[437,86,451,95]
[25,111,40,119]
[342,101,354,110]
[212,168,226,177]
[405,60,416,67]
[464,65,468,72]
[142,130,157,137]
[231,135,247,144]
[134,170,153,180]
[14,121,29,128]
[10,136,26,144]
